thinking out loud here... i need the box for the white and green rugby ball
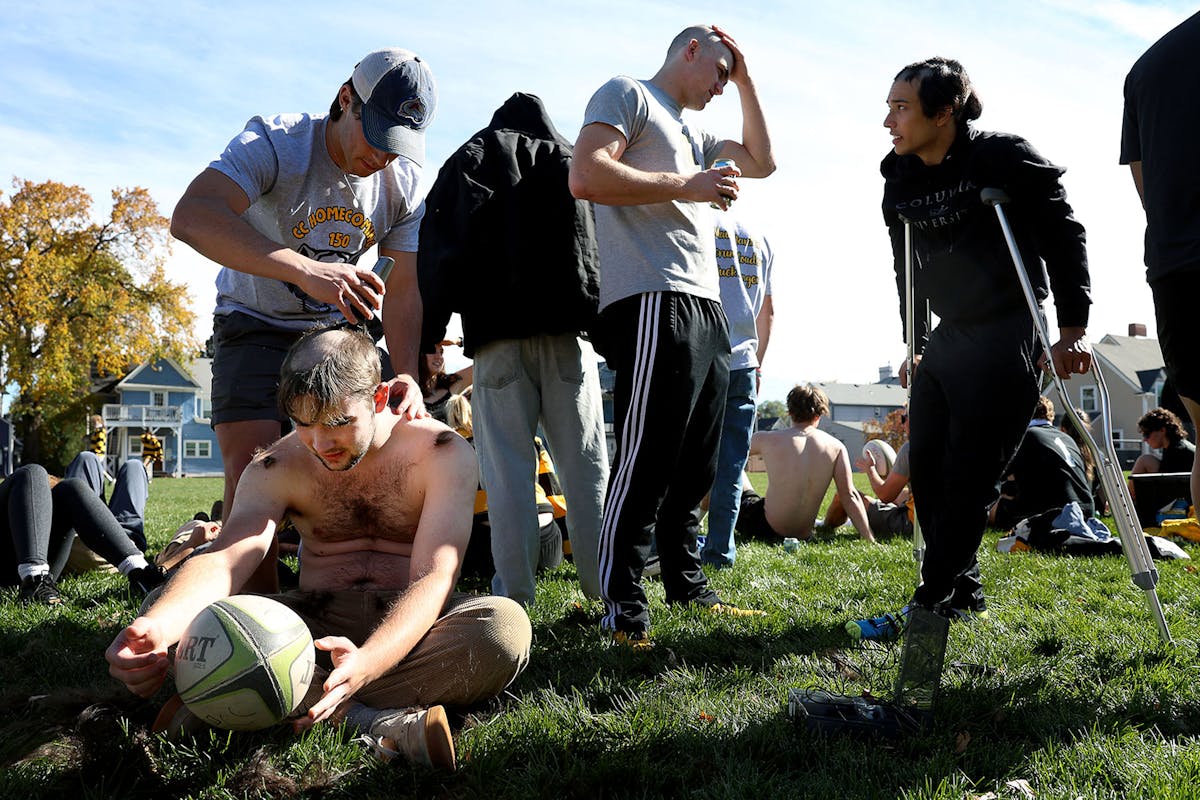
[175,595,315,731]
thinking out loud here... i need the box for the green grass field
[2,474,1199,800]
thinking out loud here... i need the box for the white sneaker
[360,705,455,771]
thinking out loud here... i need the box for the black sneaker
[19,573,63,606]
[128,565,166,597]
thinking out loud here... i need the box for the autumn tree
[0,178,196,469]
[862,407,907,452]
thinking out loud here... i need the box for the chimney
[878,364,894,382]
[1128,323,1147,338]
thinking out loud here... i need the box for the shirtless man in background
[106,328,531,771]
[736,383,875,543]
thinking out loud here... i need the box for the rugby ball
[175,595,315,731]
[862,439,897,478]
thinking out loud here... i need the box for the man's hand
[295,260,386,325]
[682,161,741,209]
[106,617,171,698]
[854,452,877,473]
[380,375,427,419]
[712,25,749,86]
[1047,327,1092,378]
[899,355,921,389]
[296,636,378,731]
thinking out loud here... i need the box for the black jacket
[418,93,600,356]
[882,127,1091,352]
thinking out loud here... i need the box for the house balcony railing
[101,404,182,426]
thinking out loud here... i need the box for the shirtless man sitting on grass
[735,383,875,543]
[106,327,532,771]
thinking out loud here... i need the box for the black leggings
[1,465,143,586]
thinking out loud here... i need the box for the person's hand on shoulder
[380,376,428,420]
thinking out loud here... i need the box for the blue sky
[1,0,1194,404]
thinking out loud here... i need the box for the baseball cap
[351,48,437,166]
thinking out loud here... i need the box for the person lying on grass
[106,327,531,771]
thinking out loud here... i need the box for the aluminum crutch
[903,219,926,579]
[981,187,1171,645]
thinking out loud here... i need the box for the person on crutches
[849,57,1093,644]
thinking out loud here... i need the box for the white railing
[101,404,182,425]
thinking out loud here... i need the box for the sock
[17,562,50,581]
[118,555,150,575]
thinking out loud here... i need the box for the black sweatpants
[597,292,729,634]
[908,311,1041,611]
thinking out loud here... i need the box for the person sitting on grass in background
[420,339,473,424]
[735,383,875,544]
[1129,407,1196,499]
[989,395,1094,529]
[106,327,531,771]
[2,464,165,605]
[823,410,913,539]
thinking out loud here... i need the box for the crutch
[903,219,926,579]
[981,187,1172,645]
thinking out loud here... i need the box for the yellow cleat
[710,603,766,618]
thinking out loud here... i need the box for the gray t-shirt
[893,441,910,479]
[714,209,773,370]
[209,113,424,329]
[582,76,723,311]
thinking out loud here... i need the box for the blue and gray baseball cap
[351,48,437,166]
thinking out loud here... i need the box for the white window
[129,438,143,456]
[199,395,213,418]
[1080,386,1098,413]
[151,391,167,407]
[184,440,212,459]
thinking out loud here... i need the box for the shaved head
[665,24,733,68]
[277,327,381,422]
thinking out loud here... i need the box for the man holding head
[569,25,775,647]
[105,328,532,771]
[171,49,436,522]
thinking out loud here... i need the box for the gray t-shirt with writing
[209,113,423,330]
[582,76,724,311]
[714,209,773,370]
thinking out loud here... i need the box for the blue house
[101,358,222,477]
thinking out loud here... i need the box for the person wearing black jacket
[853,58,1093,639]
[989,396,1095,530]
[418,92,608,606]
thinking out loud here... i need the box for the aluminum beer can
[710,158,737,209]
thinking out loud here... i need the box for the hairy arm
[171,168,385,323]
[105,452,289,696]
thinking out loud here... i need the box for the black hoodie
[881,127,1091,352]
[418,93,600,356]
